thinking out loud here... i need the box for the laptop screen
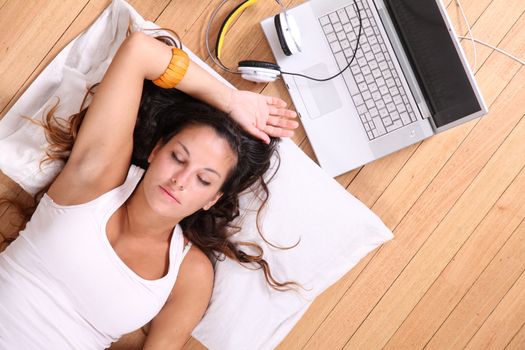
[383,0,482,128]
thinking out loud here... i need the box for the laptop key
[357,104,368,114]
[330,41,342,53]
[334,52,360,96]
[373,117,387,135]
[320,2,418,141]
[323,24,334,34]
[326,32,337,42]
[400,111,411,124]
[353,94,364,106]
[393,95,403,104]
[320,16,330,26]
[338,9,349,24]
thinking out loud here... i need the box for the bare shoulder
[141,244,214,348]
[174,244,214,295]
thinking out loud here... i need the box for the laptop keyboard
[319,1,417,140]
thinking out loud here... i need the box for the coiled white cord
[455,0,525,69]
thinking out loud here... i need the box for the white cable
[455,0,524,68]
[458,36,525,66]
[455,0,477,70]
[205,0,242,74]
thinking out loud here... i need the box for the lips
[160,186,181,204]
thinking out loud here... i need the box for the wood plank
[381,13,525,348]
[302,62,525,350]
[506,323,525,350]
[425,210,525,349]
[0,0,89,116]
[0,0,171,121]
[1,1,524,349]
[0,176,33,251]
[296,17,512,348]
[342,75,525,349]
[370,10,525,229]
[385,165,525,349]
[465,263,525,349]
[473,12,525,107]
[279,1,523,348]
[454,0,525,73]
[0,171,22,218]
[347,0,522,223]
[0,0,8,12]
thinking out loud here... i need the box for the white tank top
[0,164,193,349]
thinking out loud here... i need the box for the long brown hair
[0,35,305,293]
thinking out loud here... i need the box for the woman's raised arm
[57,31,297,198]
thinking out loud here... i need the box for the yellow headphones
[207,0,303,83]
[206,0,363,83]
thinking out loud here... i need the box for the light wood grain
[1,0,524,349]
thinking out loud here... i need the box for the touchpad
[293,63,343,119]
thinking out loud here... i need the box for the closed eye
[171,152,185,164]
[198,176,211,186]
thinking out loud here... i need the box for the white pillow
[0,1,393,349]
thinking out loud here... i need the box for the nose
[171,168,191,190]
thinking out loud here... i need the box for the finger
[250,125,271,144]
[267,106,298,119]
[267,116,300,129]
[266,96,287,108]
[263,124,295,138]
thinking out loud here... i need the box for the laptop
[261,0,488,177]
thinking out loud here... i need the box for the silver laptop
[261,0,488,177]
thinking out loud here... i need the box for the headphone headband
[215,0,258,61]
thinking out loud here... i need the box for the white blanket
[0,1,393,349]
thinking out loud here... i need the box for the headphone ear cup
[238,60,281,83]
[274,14,292,56]
[274,12,302,56]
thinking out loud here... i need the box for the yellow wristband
[153,47,190,89]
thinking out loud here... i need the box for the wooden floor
[1,0,524,349]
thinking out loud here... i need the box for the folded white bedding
[0,1,393,349]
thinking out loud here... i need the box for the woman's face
[142,124,237,220]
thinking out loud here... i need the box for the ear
[147,141,163,164]
[203,192,223,211]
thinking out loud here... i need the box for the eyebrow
[176,141,222,178]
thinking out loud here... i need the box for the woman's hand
[226,90,299,144]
